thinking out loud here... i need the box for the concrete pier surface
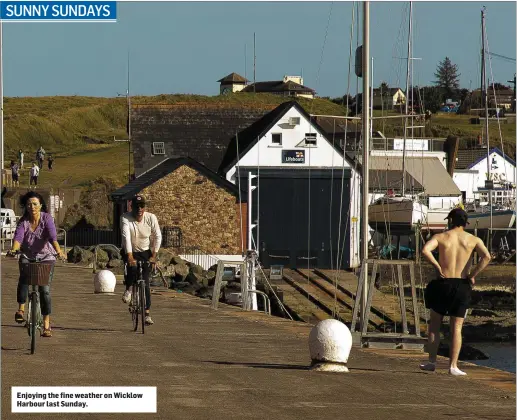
[2,259,515,420]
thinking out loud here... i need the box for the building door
[242,169,351,269]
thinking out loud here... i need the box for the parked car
[0,208,17,240]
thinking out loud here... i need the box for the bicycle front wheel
[30,294,38,354]
[140,283,146,334]
[132,284,139,332]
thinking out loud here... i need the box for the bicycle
[10,251,56,354]
[126,260,147,334]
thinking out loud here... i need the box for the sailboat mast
[481,7,493,237]
[401,1,413,196]
[361,1,370,327]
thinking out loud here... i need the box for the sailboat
[368,2,429,234]
[462,7,516,232]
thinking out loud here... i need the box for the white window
[305,133,317,146]
[272,133,282,145]
[152,142,165,155]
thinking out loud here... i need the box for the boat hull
[369,200,427,234]
[465,210,516,230]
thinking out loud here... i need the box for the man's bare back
[423,227,491,284]
[433,230,482,278]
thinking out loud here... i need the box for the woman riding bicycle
[7,191,65,337]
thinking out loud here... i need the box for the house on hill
[218,74,316,99]
[217,72,249,95]
[354,87,406,110]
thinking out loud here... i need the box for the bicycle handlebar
[6,249,65,262]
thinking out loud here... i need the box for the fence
[65,228,118,247]
[63,226,183,249]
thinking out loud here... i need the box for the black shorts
[425,278,472,318]
[30,176,38,185]
[12,173,19,182]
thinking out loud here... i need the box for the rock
[174,263,189,281]
[107,259,123,269]
[93,247,109,263]
[196,286,211,299]
[67,246,94,265]
[163,264,176,277]
[187,272,204,285]
[99,245,121,260]
[179,284,198,296]
[97,262,107,269]
[157,249,176,266]
[189,263,204,275]
[206,270,216,281]
[170,281,190,290]
[208,264,219,273]
[171,256,185,265]
[226,281,241,290]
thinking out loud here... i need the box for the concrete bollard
[93,270,116,294]
[309,319,352,373]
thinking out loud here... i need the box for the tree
[420,86,443,113]
[433,57,461,100]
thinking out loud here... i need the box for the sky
[3,1,516,98]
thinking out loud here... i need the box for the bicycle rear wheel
[132,284,139,332]
[27,300,32,337]
[30,294,37,354]
[140,282,146,334]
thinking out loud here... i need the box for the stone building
[110,157,247,255]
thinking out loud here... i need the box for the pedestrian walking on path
[421,208,491,376]
[10,160,19,187]
[18,149,24,169]
[47,155,54,171]
[29,162,40,189]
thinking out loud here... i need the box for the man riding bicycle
[120,195,162,326]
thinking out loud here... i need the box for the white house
[454,147,516,206]
[219,101,361,269]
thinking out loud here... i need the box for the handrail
[248,290,271,315]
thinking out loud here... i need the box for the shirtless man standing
[420,208,491,376]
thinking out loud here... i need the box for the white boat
[368,196,427,234]
[465,208,516,230]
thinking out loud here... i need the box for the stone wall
[141,164,244,255]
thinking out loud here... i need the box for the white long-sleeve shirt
[120,211,162,254]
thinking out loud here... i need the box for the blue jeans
[17,257,54,316]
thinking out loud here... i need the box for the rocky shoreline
[67,246,242,304]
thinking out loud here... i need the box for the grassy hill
[5,94,515,189]
[4,93,348,163]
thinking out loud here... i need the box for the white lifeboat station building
[219,101,361,269]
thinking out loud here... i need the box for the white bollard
[93,270,117,294]
[309,319,353,373]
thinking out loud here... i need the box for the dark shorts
[12,173,19,182]
[30,176,38,185]
[425,278,472,318]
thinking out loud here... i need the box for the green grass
[13,143,130,189]
[4,94,348,163]
[372,110,516,157]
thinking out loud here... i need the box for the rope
[332,1,356,318]
[304,1,334,299]
[485,27,511,203]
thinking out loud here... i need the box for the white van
[0,208,17,239]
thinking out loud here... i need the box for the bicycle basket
[24,262,53,286]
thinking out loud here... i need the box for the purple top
[13,212,57,261]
